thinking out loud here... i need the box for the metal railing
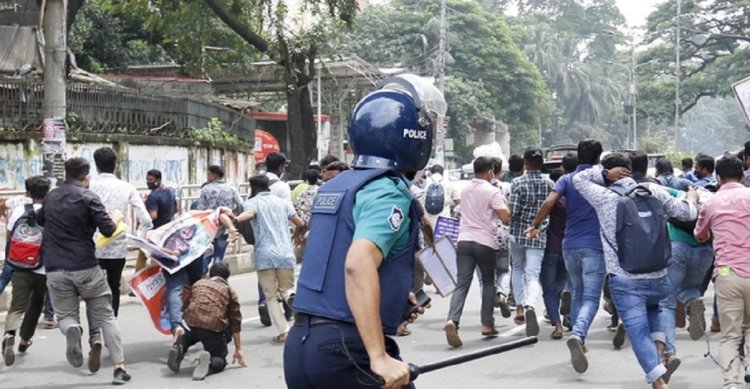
[0,79,255,142]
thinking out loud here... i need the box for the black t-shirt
[146,186,176,228]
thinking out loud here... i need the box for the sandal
[273,333,288,344]
[18,339,32,353]
[513,315,525,325]
[481,327,499,337]
[443,321,462,348]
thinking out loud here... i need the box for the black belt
[294,313,344,326]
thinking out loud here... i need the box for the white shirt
[8,203,45,274]
[267,172,293,205]
[89,173,153,259]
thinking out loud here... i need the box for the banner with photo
[128,265,171,336]
[127,208,230,274]
[732,75,750,126]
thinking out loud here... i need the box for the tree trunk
[285,84,316,179]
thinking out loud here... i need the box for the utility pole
[435,0,447,165]
[41,0,68,185]
[436,0,447,93]
[631,44,638,149]
[43,0,67,119]
[674,0,681,149]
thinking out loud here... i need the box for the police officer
[284,74,446,389]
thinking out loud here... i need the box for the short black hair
[473,156,494,175]
[523,147,544,169]
[716,157,744,181]
[26,176,50,200]
[562,152,578,173]
[508,154,524,173]
[681,157,693,170]
[430,164,444,175]
[655,158,673,175]
[209,262,231,280]
[93,147,117,174]
[744,141,750,158]
[319,155,340,169]
[549,168,565,182]
[578,139,603,165]
[147,169,162,181]
[491,157,503,174]
[266,152,287,173]
[629,150,649,175]
[249,174,270,193]
[303,168,320,185]
[65,157,91,181]
[695,153,715,174]
[601,152,631,171]
[208,165,225,179]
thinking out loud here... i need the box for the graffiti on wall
[0,143,42,190]
[127,145,189,186]
[66,143,112,180]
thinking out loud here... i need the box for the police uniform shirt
[352,175,413,259]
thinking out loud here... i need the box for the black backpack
[603,185,671,274]
[424,180,446,215]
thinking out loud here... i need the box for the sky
[615,0,665,28]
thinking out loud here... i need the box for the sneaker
[258,302,272,327]
[687,299,706,341]
[443,321,462,348]
[17,339,32,354]
[525,308,539,337]
[192,351,210,380]
[112,367,132,385]
[167,343,185,373]
[613,323,626,349]
[560,289,572,316]
[89,341,102,373]
[662,354,681,384]
[65,326,84,368]
[495,293,512,318]
[566,335,589,373]
[3,335,15,366]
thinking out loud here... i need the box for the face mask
[147,182,158,190]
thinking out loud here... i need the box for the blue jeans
[541,251,567,325]
[609,274,669,384]
[164,258,204,331]
[0,260,14,295]
[663,241,714,354]
[203,235,230,275]
[510,243,545,308]
[563,248,605,340]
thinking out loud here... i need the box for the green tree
[336,0,549,156]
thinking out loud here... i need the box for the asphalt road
[0,270,728,388]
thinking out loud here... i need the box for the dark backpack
[6,204,43,270]
[603,185,671,274]
[424,180,446,215]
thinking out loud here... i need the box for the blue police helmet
[348,74,447,172]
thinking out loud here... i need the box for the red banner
[128,265,171,336]
[254,129,280,164]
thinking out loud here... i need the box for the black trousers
[182,327,229,374]
[98,258,126,316]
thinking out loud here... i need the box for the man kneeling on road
[168,262,246,380]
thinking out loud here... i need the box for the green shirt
[292,182,309,203]
[352,175,413,260]
[665,187,700,245]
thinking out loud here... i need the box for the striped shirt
[509,170,553,249]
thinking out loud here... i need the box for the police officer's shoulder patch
[388,206,404,231]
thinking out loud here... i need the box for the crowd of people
[411,139,750,389]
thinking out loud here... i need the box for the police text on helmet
[403,128,428,140]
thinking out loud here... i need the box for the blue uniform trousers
[284,315,415,389]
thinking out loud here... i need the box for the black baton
[375,336,538,385]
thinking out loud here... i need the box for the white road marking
[499,325,526,338]
[242,315,260,324]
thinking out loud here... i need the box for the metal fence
[0,79,255,142]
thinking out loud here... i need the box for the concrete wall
[0,139,254,191]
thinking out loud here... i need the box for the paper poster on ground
[128,265,171,336]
